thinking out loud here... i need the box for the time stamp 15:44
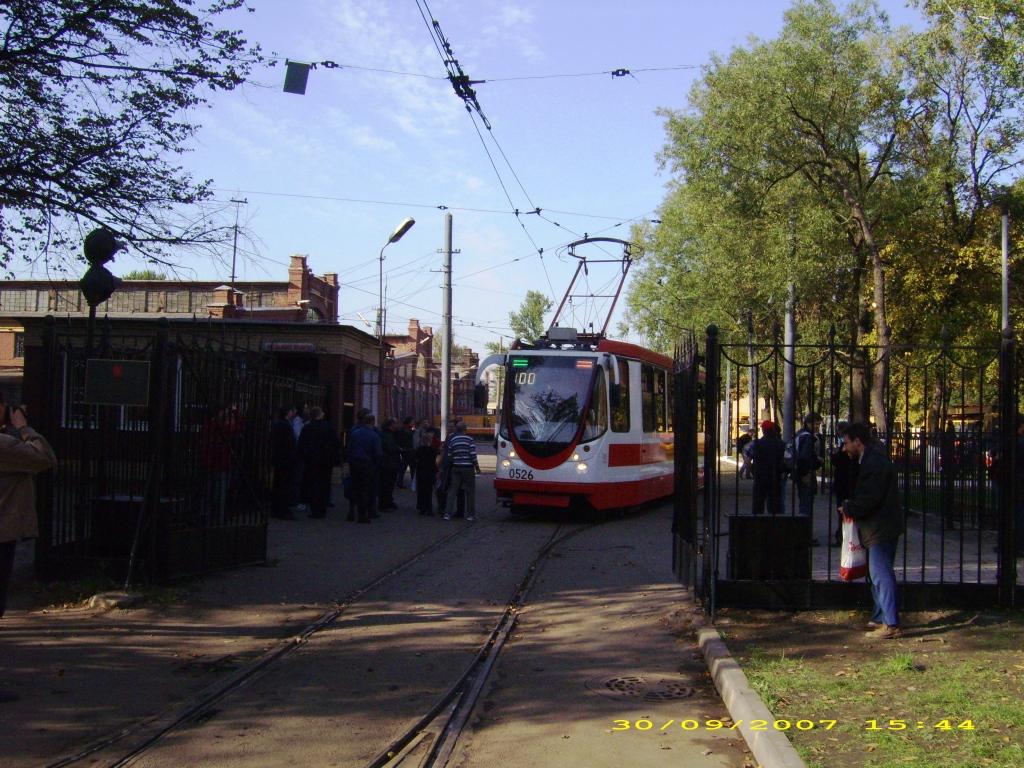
[611,719,976,732]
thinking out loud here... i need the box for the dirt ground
[714,607,1024,768]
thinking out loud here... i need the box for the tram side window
[655,369,667,432]
[612,359,630,432]
[666,372,675,430]
[641,364,657,433]
[583,367,609,441]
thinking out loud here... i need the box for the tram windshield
[501,355,605,456]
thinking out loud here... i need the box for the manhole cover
[586,674,695,701]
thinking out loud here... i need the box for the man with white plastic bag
[838,422,903,639]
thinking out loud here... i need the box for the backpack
[785,431,817,477]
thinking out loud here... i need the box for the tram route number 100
[514,372,536,385]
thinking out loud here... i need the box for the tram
[478,328,674,512]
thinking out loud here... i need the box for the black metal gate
[675,325,1021,615]
[34,317,325,583]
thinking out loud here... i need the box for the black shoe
[357,519,371,524]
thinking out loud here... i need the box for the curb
[698,627,806,768]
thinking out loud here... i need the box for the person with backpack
[790,412,824,514]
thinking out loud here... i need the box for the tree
[122,269,167,280]
[0,1,262,268]
[508,290,552,343]
[653,0,926,424]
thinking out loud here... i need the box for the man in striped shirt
[443,421,480,521]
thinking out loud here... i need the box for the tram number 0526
[508,468,534,480]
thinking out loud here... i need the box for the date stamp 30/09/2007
[610,719,977,733]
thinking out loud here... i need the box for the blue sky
[41,0,926,352]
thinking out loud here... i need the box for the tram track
[44,524,477,768]
[46,512,611,768]
[365,520,604,768]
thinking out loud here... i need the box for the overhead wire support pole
[440,213,457,440]
[229,197,247,289]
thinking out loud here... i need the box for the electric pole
[441,213,454,440]
[229,198,247,289]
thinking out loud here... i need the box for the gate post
[703,325,721,618]
[997,329,1017,607]
[672,335,699,588]
[35,316,58,578]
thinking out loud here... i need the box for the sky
[33,0,927,353]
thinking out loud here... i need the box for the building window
[106,290,146,313]
[190,291,213,312]
[51,290,81,312]
[14,333,25,358]
[0,289,38,312]
[165,291,189,313]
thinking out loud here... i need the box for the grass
[735,616,1024,768]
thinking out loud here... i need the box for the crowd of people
[270,405,480,525]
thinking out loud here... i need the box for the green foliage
[508,290,553,343]
[629,0,1024,354]
[121,269,168,280]
[0,1,263,268]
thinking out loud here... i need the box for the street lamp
[378,217,415,415]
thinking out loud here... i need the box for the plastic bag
[839,515,867,581]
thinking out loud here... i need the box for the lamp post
[378,217,415,415]
[1000,192,1011,334]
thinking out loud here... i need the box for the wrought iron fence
[34,317,325,583]
[675,325,1020,614]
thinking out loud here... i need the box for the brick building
[0,256,383,430]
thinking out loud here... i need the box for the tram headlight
[571,453,580,462]
[502,460,511,469]
[508,450,517,459]
[575,462,588,474]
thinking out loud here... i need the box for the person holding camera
[0,400,57,617]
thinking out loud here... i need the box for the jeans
[868,539,899,627]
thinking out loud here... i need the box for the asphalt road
[4,465,748,768]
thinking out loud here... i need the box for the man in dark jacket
[839,422,903,639]
[297,407,340,519]
[270,406,298,519]
[751,420,785,515]
[347,411,382,523]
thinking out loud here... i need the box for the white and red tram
[479,330,675,512]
